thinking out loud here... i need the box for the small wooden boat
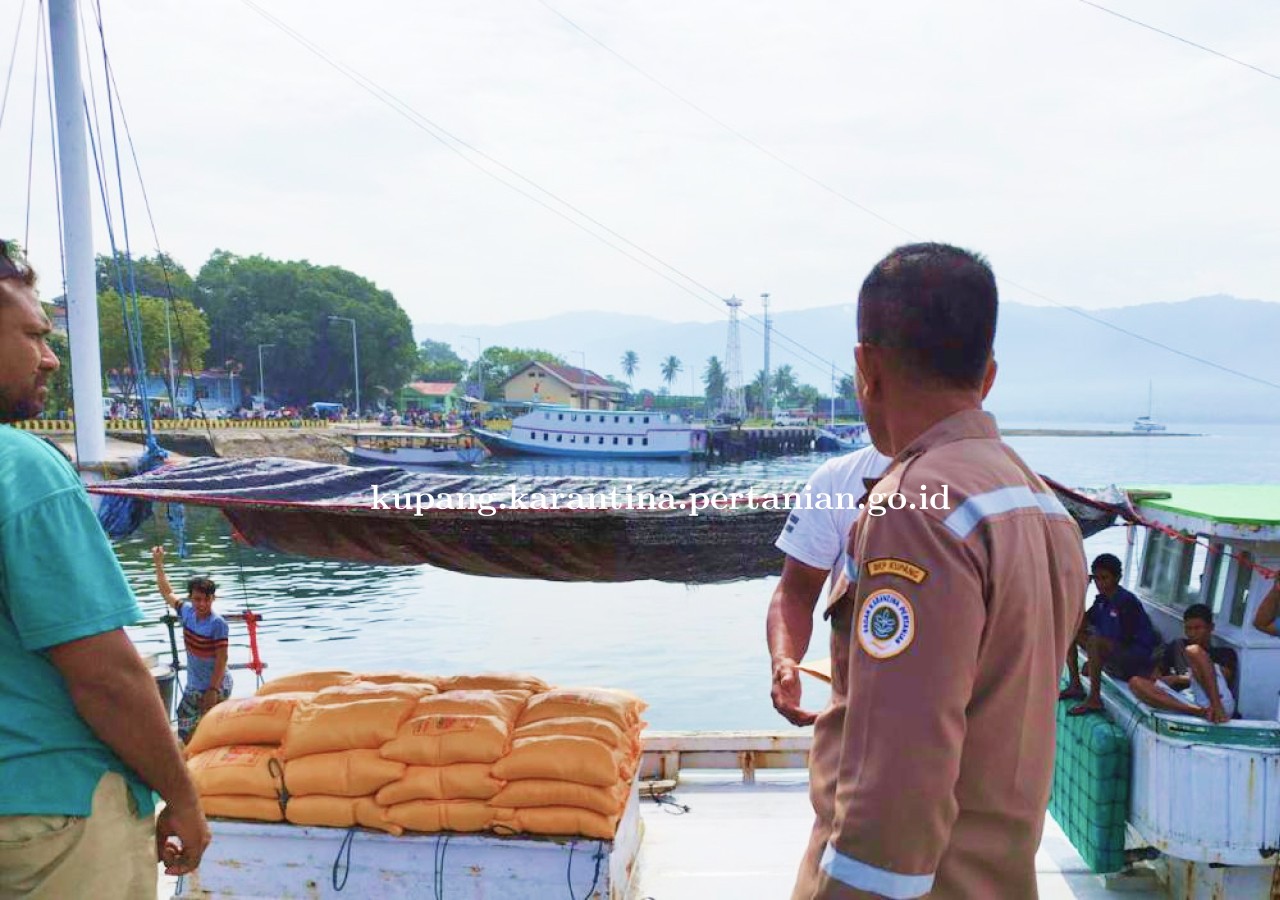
[343,431,487,467]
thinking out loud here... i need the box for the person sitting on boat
[152,546,233,744]
[1250,572,1280,637]
[766,444,890,726]
[1061,552,1160,716]
[1127,603,1235,723]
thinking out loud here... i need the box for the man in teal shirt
[0,240,209,897]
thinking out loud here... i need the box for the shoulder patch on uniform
[865,557,929,584]
[857,589,916,660]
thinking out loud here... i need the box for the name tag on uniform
[865,557,929,584]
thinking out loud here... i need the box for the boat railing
[640,730,812,784]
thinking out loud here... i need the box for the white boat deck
[160,770,1162,898]
[634,770,1160,899]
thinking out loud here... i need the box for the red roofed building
[501,361,625,410]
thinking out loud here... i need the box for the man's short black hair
[1184,603,1213,626]
[188,576,217,596]
[857,242,998,388]
[1091,553,1123,578]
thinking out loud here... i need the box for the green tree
[97,290,210,382]
[42,329,73,416]
[417,339,466,382]
[748,369,768,416]
[838,373,856,400]
[771,364,798,405]
[702,356,726,407]
[195,251,418,409]
[620,350,639,387]
[96,252,196,303]
[660,355,682,389]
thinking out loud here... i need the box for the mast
[48,0,106,467]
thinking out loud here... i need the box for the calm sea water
[116,421,1280,731]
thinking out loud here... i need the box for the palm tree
[771,364,798,406]
[703,356,726,408]
[660,355,682,390]
[620,350,639,388]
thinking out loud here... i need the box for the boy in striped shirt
[153,546,233,743]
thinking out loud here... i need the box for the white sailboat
[1133,381,1167,432]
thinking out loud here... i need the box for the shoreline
[1000,428,1201,438]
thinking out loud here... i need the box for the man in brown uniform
[792,243,1086,899]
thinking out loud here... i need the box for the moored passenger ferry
[472,404,708,459]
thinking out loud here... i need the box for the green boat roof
[1129,484,1280,527]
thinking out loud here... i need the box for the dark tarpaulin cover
[88,457,1126,584]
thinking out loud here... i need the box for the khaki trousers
[0,771,155,900]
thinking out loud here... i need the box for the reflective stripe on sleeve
[942,485,1072,540]
[819,844,934,899]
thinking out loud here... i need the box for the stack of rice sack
[183,670,355,823]
[489,687,646,839]
[375,674,545,834]
[185,671,647,842]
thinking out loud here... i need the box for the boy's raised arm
[152,545,181,610]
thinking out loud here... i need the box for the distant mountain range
[416,295,1280,425]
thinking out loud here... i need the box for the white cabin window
[544,413,550,420]
[598,437,604,444]
[1228,549,1254,627]
[642,437,649,446]
[643,416,650,424]
[613,416,620,423]
[543,434,549,441]
[627,437,634,445]
[556,435,562,442]
[612,437,618,445]
[628,417,634,424]
[558,414,564,421]
[1139,530,1222,612]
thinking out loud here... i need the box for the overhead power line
[1074,0,1280,83]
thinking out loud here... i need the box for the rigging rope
[22,6,42,247]
[0,0,26,134]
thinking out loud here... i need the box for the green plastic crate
[1049,696,1131,873]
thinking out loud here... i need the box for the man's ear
[854,343,878,399]
[979,356,998,400]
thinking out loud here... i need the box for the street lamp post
[328,316,360,418]
[257,343,275,407]
[461,335,483,401]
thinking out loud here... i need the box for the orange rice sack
[257,671,355,696]
[185,694,312,756]
[284,750,406,797]
[354,797,403,836]
[491,736,624,787]
[414,691,526,722]
[380,714,510,766]
[513,716,634,752]
[512,806,619,840]
[435,673,550,694]
[517,688,647,731]
[188,745,282,798]
[280,697,417,760]
[202,794,283,822]
[286,795,357,828]
[489,779,628,817]
[312,682,437,705]
[374,764,504,805]
[356,672,440,687]
[382,800,494,834]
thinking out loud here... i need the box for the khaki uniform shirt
[794,410,1086,899]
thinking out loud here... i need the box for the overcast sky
[3,0,1278,328]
